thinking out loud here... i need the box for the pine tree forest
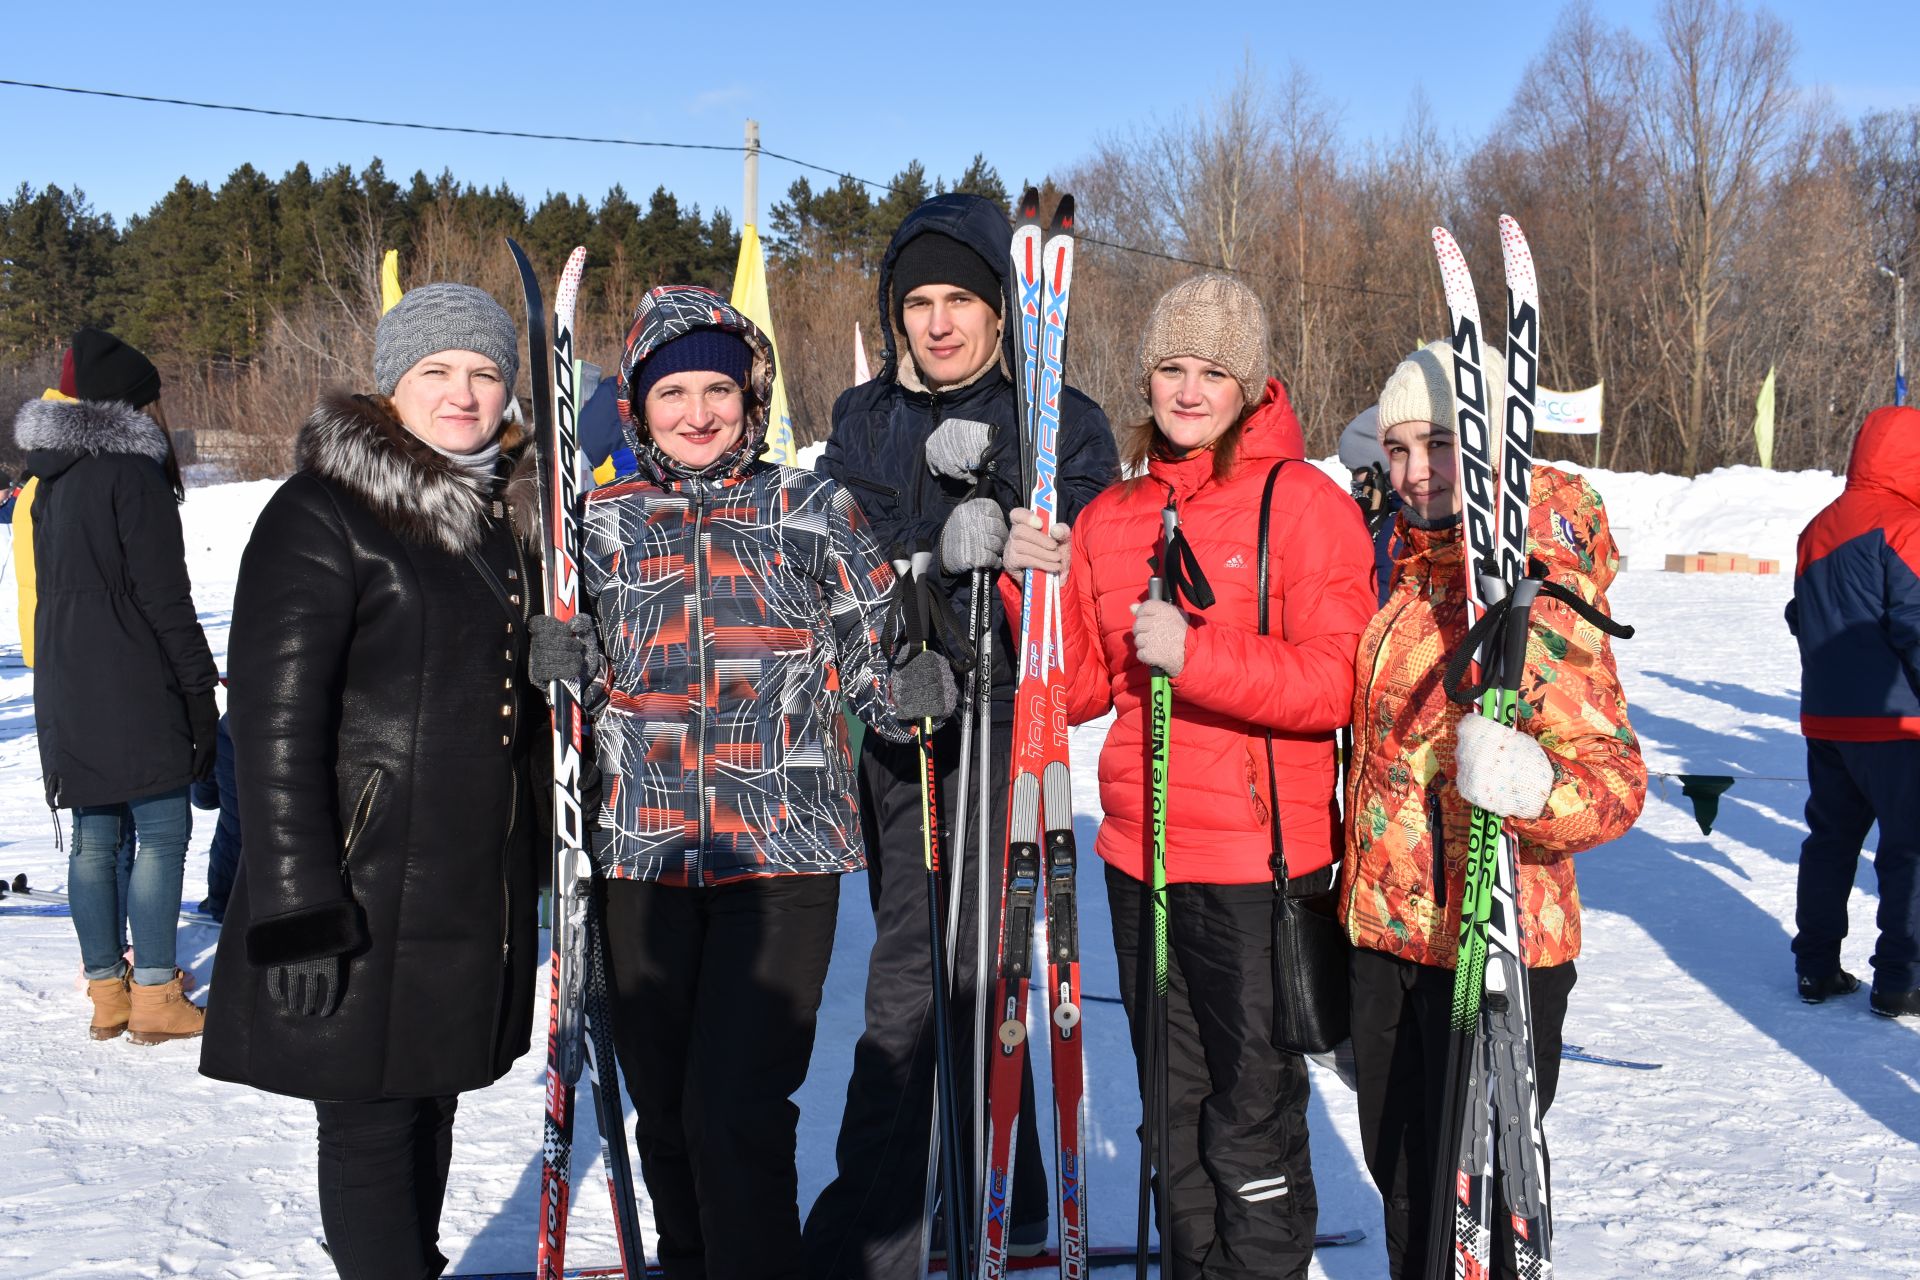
[2,1,1916,480]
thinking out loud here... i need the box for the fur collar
[13,397,170,462]
[296,392,533,556]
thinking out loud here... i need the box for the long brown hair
[1116,402,1256,489]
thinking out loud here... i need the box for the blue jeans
[70,789,192,985]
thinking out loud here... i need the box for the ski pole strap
[1256,461,1291,886]
[1155,497,1215,611]
[1441,571,1635,706]
[884,546,978,672]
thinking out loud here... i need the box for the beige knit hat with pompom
[1136,274,1269,407]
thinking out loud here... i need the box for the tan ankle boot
[87,970,131,1040]
[128,971,205,1045]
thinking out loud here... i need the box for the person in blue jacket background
[1785,403,1920,1019]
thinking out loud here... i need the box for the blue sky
[4,1,1915,228]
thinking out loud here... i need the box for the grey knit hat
[1136,274,1269,407]
[374,283,519,395]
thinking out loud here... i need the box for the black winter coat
[13,398,216,809]
[820,193,1118,717]
[200,394,543,1103]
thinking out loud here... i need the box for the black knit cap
[891,232,1002,328]
[70,327,161,408]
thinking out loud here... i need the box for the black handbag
[1256,460,1353,1056]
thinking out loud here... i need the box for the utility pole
[1880,263,1907,407]
[743,119,761,232]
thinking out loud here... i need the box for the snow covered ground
[2,462,1916,1279]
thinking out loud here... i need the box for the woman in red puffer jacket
[1001,274,1376,1279]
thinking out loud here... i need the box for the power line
[0,76,1417,300]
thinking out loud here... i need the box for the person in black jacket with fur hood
[805,193,1118,1279]
[14,328,218,1046]
[200,285,544,1280]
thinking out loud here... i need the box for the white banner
[1537,381,1604,434]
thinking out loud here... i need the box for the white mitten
[1453,713,1553,819]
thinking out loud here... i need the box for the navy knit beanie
[630,330,754,406]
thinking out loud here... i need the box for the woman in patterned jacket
[1343,341,1646,1279]
[532,285,951,1279]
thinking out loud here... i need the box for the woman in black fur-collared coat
[201,284,543,1280]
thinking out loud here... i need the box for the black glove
[891,648,958,722]
[267,954,344,1017]
[528,613,605,688]
[188,692,220,784]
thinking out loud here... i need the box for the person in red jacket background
[1786,403,1920,1019]
[1002,275,1375,1279]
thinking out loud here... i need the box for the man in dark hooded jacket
[805,193,1118,1277]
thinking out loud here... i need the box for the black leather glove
[268,955,345,1017]
[188,692,220,783]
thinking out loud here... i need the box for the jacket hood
[1145,379,1305,500]
[295,392,527,556]
[1844,405,1920,505]
[14,397,171,479]
[614,286,776,484]
[875,194,1017,385]
[1396,464,1619,595]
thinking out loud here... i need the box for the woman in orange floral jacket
[1343,341,1645,1280]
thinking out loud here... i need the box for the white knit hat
[1375,340,1505,445]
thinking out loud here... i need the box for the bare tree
[1635,0,1796,473]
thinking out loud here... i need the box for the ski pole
[1137,505,1178,1280]
[899,551,974,1280]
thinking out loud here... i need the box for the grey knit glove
[892,649,958,722]
[528,613,605,688]
[925,417,994,479]
[268,955,344,1017]
[940,498,1009,574]
[1131,599,1190,677]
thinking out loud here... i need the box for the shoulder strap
[1257,460,1289,884]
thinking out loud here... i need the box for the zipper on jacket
[1427,786,1447,911]
[847,475,900,500]
[688,491,712,884]
[1344,587,1420,929]
[342,767,386,874]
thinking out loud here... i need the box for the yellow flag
[380,250,403,315]
[730,224,798,465]
[1754,365,1777,469]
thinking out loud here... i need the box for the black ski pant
[1106,864,1322,1280]
[1349,947,1575,1280]
[803,718,1049,1280]
[604,873,840,1280]
[314,1093,458,1280]
[1795,736,1920,994]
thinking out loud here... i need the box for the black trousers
[1349,947,1575,1280]
[1106,864,1321,1280]
[1796,737,1920,994]
[803,720,1049,1280]
[314,1094,459,1280]
[604,874,840,1280]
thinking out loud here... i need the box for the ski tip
[1497,215,1538,294]
[1053,193,1075,231]
[556,246,588,315]
[1019,186,1041,219]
